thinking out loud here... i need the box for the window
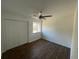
[32,22,40,33]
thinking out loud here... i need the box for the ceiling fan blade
[43,15,52,17]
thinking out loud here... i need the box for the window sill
[32,32,41,35]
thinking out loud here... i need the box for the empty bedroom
[1,0,77,59]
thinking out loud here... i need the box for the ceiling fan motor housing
[39,15,44,19]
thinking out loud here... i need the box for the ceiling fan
[32,11,52,20]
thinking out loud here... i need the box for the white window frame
[32,22,41,33]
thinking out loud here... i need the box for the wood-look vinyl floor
[2,39,70,59]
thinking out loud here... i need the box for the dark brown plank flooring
[2,39,70,59]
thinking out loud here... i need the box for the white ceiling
[2,0,77,21]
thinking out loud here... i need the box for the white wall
[42,0,76,48]
[1,18,41,53]
[70,8,78,59]
[1,0,42,53]
[29,32,41,42]
[1,19,29,53]
[42,16,73,48]
[42,11,75,48]
[42,12,74,48]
